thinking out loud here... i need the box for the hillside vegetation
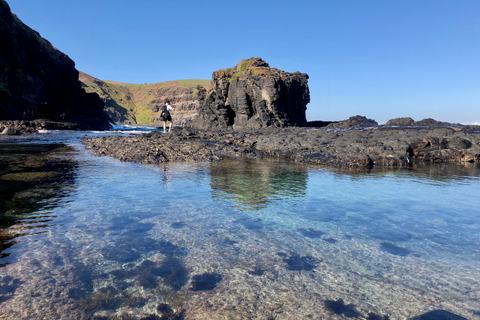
[79,72,211,125]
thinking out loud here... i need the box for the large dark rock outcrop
[0,0,110,130]
[193,58,310,129]
[82,125,480,168]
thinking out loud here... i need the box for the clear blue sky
[7,0,480,124]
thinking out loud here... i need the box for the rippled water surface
[1,131,480,320]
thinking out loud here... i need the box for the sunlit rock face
[193,57,310,129]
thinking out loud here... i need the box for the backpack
[161,105,170,118]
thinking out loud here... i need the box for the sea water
[0,130,479,320]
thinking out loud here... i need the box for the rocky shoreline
[0,119,80,135]
[82,121,480,169]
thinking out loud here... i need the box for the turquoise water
[0,131,480,319]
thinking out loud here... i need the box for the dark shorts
[162,115,172,122]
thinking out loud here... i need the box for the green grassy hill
[79,72,211,125]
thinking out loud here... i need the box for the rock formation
[193,58,310,129]
[82,124,480,168]
[79,72,210,126]
[0,0,110,130]
[325,115,378,129]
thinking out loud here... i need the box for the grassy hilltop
[79,72,211,125]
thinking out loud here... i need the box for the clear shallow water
[0,131,480,320]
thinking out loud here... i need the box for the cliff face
[0,0,110,129]
[79,72,210,125]
[193,58,310,129]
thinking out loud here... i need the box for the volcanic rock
[386,117,415,126]
[192,58,310,129]
[0,0,110,130]
[326,115,378,129]
[82,124,480,168]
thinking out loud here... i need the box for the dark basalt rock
[280,252,318,271]
[386,117,415,126]
[82,124,480,168]
[409,310,468,320]
[193,57,310,129]
[368,312,390,320]
[326,115,378,129]
[380,242,411,256]
[324,298,361,318]
[298,228,324,238]
[190,272,223,291]
[0,0,110,130]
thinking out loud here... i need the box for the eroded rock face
[0,0,110,130]
[193,58,310,129]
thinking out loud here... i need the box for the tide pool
[0,131,479,319]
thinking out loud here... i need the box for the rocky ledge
[82,122,480,168]
[0,119,80,135]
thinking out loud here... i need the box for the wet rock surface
[82,124,480,168]
[0,119,79,135]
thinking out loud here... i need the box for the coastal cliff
[193,58,310,129]
[79,72,210,126]
[0,0,110,130]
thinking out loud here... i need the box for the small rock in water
[190,273,223,291]
[409,310,468,320]
[380,242,411,256]
[282,252,318,271]
[298,227,324,238]
[324,298,361,318]
[323,237,338,244]
[368,312,390,320]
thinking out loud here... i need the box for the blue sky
[7,0,480,124]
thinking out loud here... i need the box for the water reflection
[0,143,78,267]
[209,158,308,211]
[330,162,480,184]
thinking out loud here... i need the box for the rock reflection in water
[209,158,308,211]
[0,143,78,267]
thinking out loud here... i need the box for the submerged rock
[410,310,468,320]
[380,242,411,256]
[324,298,361,318]
[190,273,223,291]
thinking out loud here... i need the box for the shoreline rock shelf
[82,125,480,168]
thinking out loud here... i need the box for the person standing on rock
[161,100,174,133]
